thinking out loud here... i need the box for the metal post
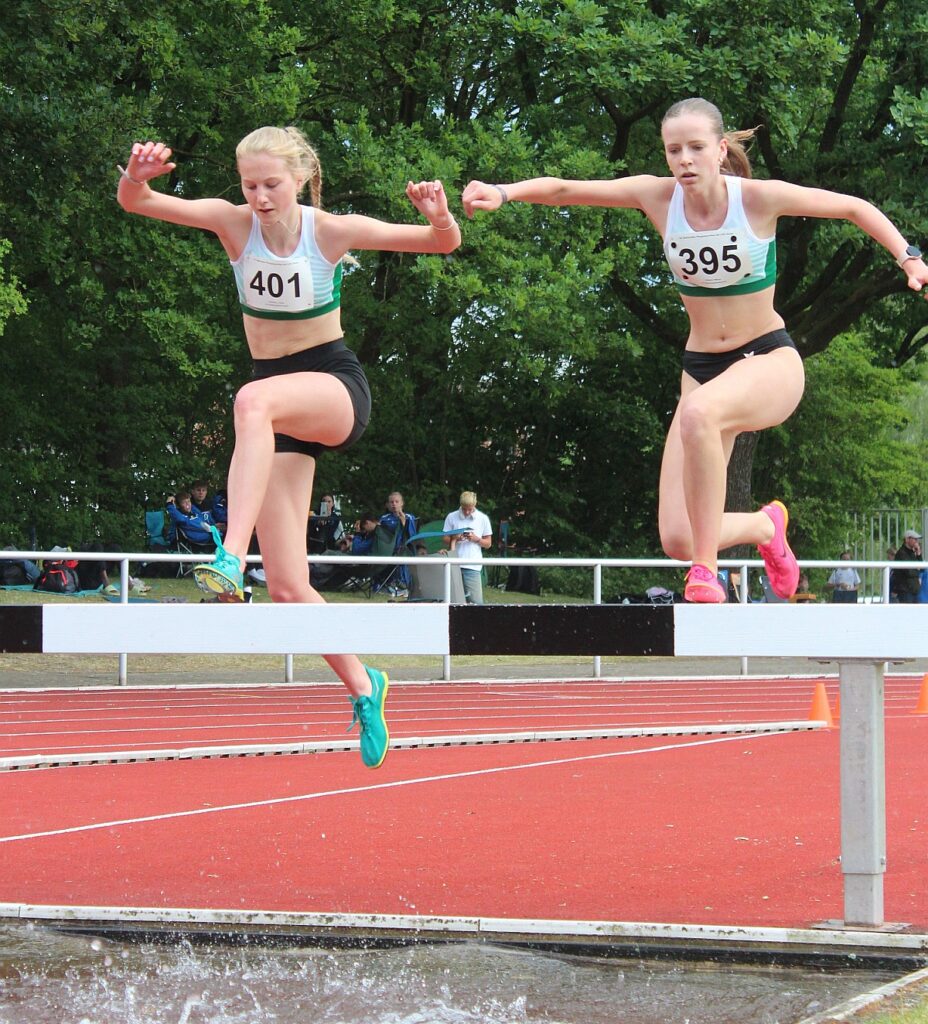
[838,659,886,927]
[284,654,294,683]
[739,563,749,676]
[593,564,602,679]
[118,558,129,686]
[443,560,452,682]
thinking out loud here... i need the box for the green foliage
[754,334,928,556]
[1,0,925,558]
[0,239,27,335]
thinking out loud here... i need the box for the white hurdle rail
[1,599,926,931]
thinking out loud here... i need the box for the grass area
[0,574,582,607]
[853,980,928,1023]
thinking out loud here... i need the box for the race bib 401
[242,254,315,313]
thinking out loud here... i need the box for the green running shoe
[193,526,244,601]
[348,666,390,769]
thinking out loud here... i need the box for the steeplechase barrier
[1,601,925,930]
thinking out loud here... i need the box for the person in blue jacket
[167,492,216,547]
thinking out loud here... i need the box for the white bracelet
[491,184,509,204]
[116,164,145,186]
[430,218,458,231]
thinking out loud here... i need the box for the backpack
[0,560,28,586]
[34,561,81,594]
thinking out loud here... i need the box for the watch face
[908,245,923,259]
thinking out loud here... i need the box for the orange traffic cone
[912,675,928,715]
[809,682,835,728]
[833,691,840,721]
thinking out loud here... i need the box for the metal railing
[1,550,923,684]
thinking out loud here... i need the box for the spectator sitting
[308,493,343,553]
[191,480,226,535]
[0,545,41,586]
[190,480,215,515]
[76,557,110,592]
[826,551,861,604]
[167,491,217,549]
[212,488,228,530]
[350,513,381,556]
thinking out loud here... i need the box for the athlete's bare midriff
[242,307,344,360]
[678,286,785,352]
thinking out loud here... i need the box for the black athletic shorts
[250,338,371,458]
[681,328,797,385]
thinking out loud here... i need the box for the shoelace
[347,695,372,733]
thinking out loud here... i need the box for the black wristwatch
[897,244,923,268]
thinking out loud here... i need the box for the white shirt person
[443,491,493,604]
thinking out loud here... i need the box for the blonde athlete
[118,126,461,765]
[463,98,927,602]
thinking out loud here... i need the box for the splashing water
[0,924,902,1024]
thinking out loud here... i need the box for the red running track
[0,675,926,930]
[0,675,922,757]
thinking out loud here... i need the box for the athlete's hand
[461,180,504,218]
[905,258,928,300]
[405,180,455,229]
[125,141,177,183]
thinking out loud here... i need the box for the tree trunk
[723,432,758,558]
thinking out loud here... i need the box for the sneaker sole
[761,501,798,598]
[194,566,243,600]
[684,585,726,604]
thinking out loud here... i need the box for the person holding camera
[443,491,493,604]
[891,529,923,604]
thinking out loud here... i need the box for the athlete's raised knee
[677,392,721,446]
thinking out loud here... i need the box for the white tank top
[230,206,342,320]
[663,175,776,297]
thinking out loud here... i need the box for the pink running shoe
[758,500,800,599]
[684,564,727,603]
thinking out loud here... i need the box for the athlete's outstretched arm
[757,180,928,298]
[461,175,666,217]
[116,141,238,237]
[314,180,461,260]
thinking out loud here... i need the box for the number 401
[248,270,301,298]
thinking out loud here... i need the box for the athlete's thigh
[658,373,742,538]
[695,347,805,433]
[243,372,354,447]
[255,452,316,583]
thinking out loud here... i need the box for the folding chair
[142,510,180,578]
[174,520,216,578]
[370,523,402,595]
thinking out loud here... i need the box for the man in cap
[890,528,923,604]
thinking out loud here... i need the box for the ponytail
[721,128,758,179]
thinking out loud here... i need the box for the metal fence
[1,549,924,684]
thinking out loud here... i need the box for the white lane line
[0,731,794,844]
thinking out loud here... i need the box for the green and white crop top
[663,175,776,297]
[231,206,342,320]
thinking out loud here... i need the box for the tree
[1,0,924,558]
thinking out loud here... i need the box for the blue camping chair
[143,509,180,578]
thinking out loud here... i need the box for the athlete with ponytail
[118,126,461,766]
[463,97,927,602]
